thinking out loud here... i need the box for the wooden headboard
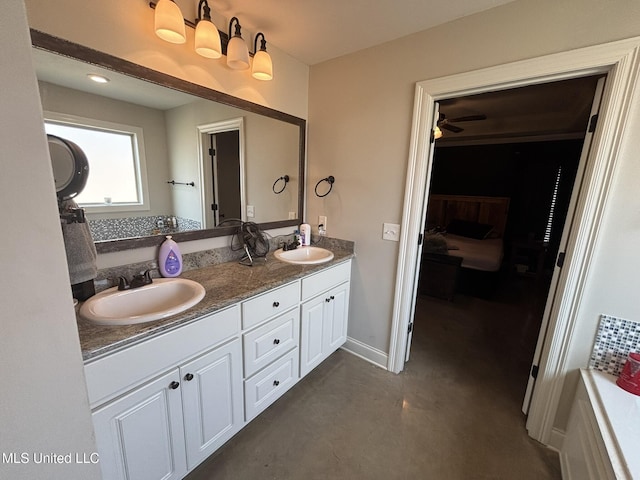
[427,195,510,237]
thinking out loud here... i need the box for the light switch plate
[383,223,400,241]
[247,205,255,218]
[289,211,296,219]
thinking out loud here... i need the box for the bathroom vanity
[79,252,352,480]
[561,369,639,480]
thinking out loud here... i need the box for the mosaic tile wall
[88,215,201,241]
[589,314,640,376]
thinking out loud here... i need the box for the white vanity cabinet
[85,259,352,480]
[300,262,351,378]
[86,306,243,480]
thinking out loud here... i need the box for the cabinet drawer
[243,309,300,377]
[301,261,351,301]
[242,282,300,330]
[244,348,299,421]
[85,305,240,408]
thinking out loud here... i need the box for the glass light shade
[154,0,186,44]
[434,126,443,139]
[194,20,222,58]
[252,50,273,80]
[227,36,250,70]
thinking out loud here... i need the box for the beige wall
[0,3,100,480]
[307,0,640,432]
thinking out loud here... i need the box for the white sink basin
[80,278,205,325]
[274,246,334,265]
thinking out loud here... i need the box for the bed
[420,195,510,298]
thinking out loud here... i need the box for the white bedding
[445,234,504,272]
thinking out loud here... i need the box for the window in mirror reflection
[44,114,149,212]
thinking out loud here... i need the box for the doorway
[412,74,601,431]
[198,118,246,229]
[387,38,640,446]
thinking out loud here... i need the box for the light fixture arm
[254,32,267,53]
[229,16,242,39]
[197,0,211,21]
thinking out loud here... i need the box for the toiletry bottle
[300,223,311,246]
[159,235,183,277]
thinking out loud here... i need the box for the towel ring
[272,175,290,194]
[315,176,335,197]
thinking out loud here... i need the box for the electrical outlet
[247,205,255,218]
[382,223,401,241]
[319,215,327,229]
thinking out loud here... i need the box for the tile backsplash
[589,314,640,376]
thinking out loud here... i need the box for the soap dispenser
[158,235,183,277]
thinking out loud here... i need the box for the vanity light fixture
[194,0,222,58]
[252,32,273,81]
[227,17,250,70]
[149,2,273,80]
[153,0,187,44]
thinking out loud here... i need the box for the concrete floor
[186,276,561,480]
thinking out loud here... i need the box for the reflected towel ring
[272,175,290,194]
[315,176,335,197]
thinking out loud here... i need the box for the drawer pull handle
[169,381,180,390]
[273,338,281,345]
[273,301,280,308]
[273,380,280,387]
[185,373,194,381]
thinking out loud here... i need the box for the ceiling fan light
[434,126,443,139]
[154,0,186,44]
[252,50,273,80]
[194,19,222,58]
[227,35,250,70]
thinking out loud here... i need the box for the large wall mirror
[31,30,305,253]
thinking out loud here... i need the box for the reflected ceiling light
[434,125,443,140]
[87,74,110,84]
[154,0,186,44]
[252,32,273,81]
[227,17,250,70]
[194,0,222,58]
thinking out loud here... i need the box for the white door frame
[197,117,246,228]
[387,37,640,445]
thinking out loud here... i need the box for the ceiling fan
[437,113,487,134]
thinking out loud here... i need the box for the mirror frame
[31,29,305,254]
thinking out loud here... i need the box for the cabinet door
[324,282,350,353]
[92,369,187,480]
[300,295,326,378]
[181,339,243,471]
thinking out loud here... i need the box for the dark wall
[430,139,583,262]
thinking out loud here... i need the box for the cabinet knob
[273,301,280,308]
[325,298,331,303]
[330,295,335,300]
[169,381,180,390]
[184,373,194,381]
[273,338,280,345]
[273,380,280,387]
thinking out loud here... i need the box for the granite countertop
[77,247,354,362]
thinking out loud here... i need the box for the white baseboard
[341,337,388,369]
[548,427,566,452]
